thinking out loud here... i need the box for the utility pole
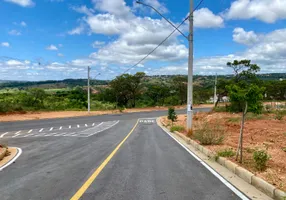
[87,66,90,113]
[187,0,194,131]
[214,73,217,106]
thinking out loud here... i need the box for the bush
[167,107,177,124]
[275,110,285,120]
[217,148,235,157]
[193,121,224,145]
[213,106,227,112]
[265,104,272,113]
[253,149,271,171]
[170,125,185,133]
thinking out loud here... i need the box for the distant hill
[0,79,109,89]
[0,73,285,89]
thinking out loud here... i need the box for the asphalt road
[0,108,247,200]
[0,108,208,133]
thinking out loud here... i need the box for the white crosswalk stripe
[0,121,119,138]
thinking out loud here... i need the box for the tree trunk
[236,101,248,163]
[215,95,220,108]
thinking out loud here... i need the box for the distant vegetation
[0,71,285,114]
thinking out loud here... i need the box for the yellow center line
[70,119,139,200]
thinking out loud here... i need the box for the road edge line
[70,119,139,200]
[0,147,22,171]
[156,118,249,200]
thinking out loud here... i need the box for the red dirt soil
[162,112,286,191]
[0,104,214,122]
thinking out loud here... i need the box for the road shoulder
[157,118,273,200]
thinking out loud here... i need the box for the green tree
[226,60,264,163]
[226,60,261,112]
[168,107,177,125]
[145,83,169,106]
[110,72,145,108]
[172,76,187,105]
[20,88,46,108]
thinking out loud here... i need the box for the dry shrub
[193,120,225,145]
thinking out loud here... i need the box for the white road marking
[49,127,53,131]
[158,119,249,200]
[12,131,21,138]
[54,132,67,136]
[69,125,71,129]
[39,128,44,132]
[62,132,75,136]
[77,125,80,128]
[95,122,103,127]
[79,122,104,133]
[59,126,63,130]
[92,123,95,126]
[28,129,33,133]
[24,133,34,137]
[85,124,88,127]
[49,132,59,136]
[86,121,119,137]
[0,132,9,138]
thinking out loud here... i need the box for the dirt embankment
[0,104,213,122]
[162,112,286,191]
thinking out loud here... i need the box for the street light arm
[136,1,188,40]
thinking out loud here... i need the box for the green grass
[44,88,69,93]
[217,148,235,157]
[246,113,266,120]
[227,117,240,123]
[170,125,185,133]
[0,88,19,94]
[213,106,227,112]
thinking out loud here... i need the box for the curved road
[0,108,249,200]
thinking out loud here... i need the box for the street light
[136,0,194,131]
[136,1,188,40]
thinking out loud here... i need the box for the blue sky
[0,0,286,81]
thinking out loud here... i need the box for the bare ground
[162,112,286,191]
[0,104,213,122]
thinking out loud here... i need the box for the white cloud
[46,44,58,51]
[8,30,21,36]
[70,0,187,66]
[57,53,64,57]
[58,44,63,47]
[86,14,130,35]
[1,42,10,47]
[6,60,24,65]
[69,59,97,67]
[68,24,85,35]
[224,0,286,23]
[193,8,224,28]
[4,0,35,7]
[71,5,94,16]
[92,0,133,19]
[92,41,105,48]
[20,21,27,27]
[233,27,259,45]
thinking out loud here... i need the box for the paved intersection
[0,121,119,138]
[0,108,268,200]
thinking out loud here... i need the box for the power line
[121,0,204,75]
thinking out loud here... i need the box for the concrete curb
[159,117,286,200]
[0,147,7,160]
[0,147,22,171]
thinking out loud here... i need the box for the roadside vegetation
[161,59,286,191]
[1,70,285,114]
